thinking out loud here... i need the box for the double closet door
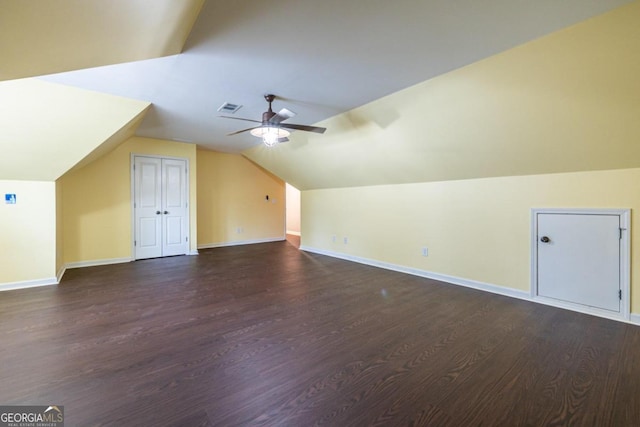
[133,155,189,260]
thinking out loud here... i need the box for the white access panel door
[536,213,620,312]
[161,158,188,257]
[134,156,188,260]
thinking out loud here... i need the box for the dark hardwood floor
[1,239,640,426]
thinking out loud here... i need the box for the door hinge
[186,237,188,242]
[619,289,622,300]
[134,240,137,246]
[619,228,625,239]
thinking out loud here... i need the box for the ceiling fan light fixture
[250,126,290,147]
[221,94,326,145]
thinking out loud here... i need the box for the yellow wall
[59,136,197,264]
[197,150,285,246]
[0,180,56,285]
[302,168,640,312]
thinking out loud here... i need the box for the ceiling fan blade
[219,115,262,124]
[269,108,296,124]
[279,123,327,134]
[227,126,260,136]
[278,137,290,143]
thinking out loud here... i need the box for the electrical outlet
[332,235,336,243]
[236,227,243,234]
[422,247,428,257]
[343,237,348,244]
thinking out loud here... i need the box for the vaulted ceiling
[1,0,636,182]
[245,1,640,189]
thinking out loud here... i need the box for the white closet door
[134,156,188,260]
[161,158,188,257]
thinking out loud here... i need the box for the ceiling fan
[220,94,326,146]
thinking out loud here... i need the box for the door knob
[163,211,169,215]
[156,211,161,215]
[540,236,550,243]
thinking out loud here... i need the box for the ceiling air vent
[217,102,242,114]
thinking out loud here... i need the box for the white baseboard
[54,252,196,284]
[300,246,530,301]
[0,277,58,292]
[65,257,133,270]
[56,265,66,283]
[300,246,640,324]
[286,231,301,236]
[531,295,632,323]
[198,237,285,250]
[5,245,639,325]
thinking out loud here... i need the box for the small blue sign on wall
[5,194,16,204]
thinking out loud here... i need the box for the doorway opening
[285,183,301,248]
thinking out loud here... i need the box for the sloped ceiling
[0,0,204,80]
[1,0,638,187]
[0,79,149,181]
[39,0,634,153]
[0,0,202,181]
[244,2,640,190]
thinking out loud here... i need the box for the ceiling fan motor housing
[263,94,276,124]
[262,111,276,124]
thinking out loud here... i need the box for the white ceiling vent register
[217,102,242,114]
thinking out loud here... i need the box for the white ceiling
[33,0,635,153]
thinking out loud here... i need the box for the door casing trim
[130,154,191,260]
[530,208,630,321]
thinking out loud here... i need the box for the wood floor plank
[1,239,640,426]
